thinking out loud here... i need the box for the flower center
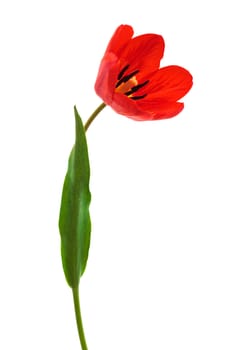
[116,76,138,94]
[115,65,149,100]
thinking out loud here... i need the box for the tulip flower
[59,24,193,350]
[95,24,192,121]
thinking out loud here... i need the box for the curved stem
[84,102,106,131]
[72,287,88,350]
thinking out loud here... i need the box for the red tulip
[95,25,193,121]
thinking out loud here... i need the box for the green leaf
[59,107,91,288]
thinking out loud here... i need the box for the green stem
[84,102,106,131]
[71,103,106,349]
[72,287,88,350]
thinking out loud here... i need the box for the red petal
[110,93,152,121]
[151,101,184,120]
[105,25,134,56]
[137,99,184,119]
[119,34,165,73]
[94,52,120,105]
[147,65,193,101]
[109,94,184,121]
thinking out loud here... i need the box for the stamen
[124,80,149,96]
[130,80,149,93]
[115,69,140,88]
[117,64,130,80]
[130,94,147,100]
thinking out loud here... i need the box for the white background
[0,0,233,349]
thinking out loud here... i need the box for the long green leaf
[59,106,91,288]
